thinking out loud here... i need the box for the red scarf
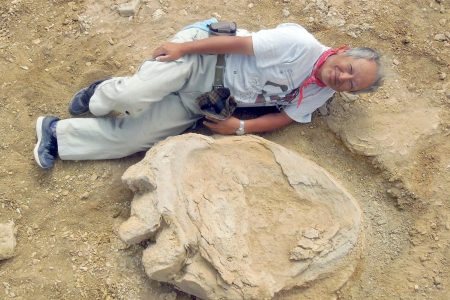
[297,46,349,107]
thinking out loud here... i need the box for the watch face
[236,120,245,135]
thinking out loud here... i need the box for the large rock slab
[327,90,440,170]
[119,134,362,299]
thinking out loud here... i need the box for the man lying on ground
[34,19,383,169]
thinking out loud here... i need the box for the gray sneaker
[34,116,59,169]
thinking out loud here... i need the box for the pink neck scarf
[297,46,348,107]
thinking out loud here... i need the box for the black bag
[196,87,237,120]
[208,21,237,36]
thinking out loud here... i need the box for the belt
[212,54,225,89]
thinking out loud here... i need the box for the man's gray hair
[344,47,384,93]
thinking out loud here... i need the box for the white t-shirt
[223,24,335,123]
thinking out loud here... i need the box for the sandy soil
[0,0,449,299]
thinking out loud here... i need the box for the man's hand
[203,116,240,135]
[152,42,184,62]
[203,112,294,135]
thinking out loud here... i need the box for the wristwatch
[235,120,245,136]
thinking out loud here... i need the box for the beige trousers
[56,28,217,160]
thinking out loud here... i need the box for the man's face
[317,51,378,92]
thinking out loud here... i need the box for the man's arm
[153,36,254,62]
[203,111,294,135]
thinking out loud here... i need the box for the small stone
[433,276,442,285]
[434,33,447,41]
[248,3,254,9]
[438,72,446,80]
[402,37,411,44]
[118,0,142,17]
[282,8,290,17]
[91,174,98,181]
[162,292,177,300]
[414,284,419,291]
[392,59,400,66]
[152,8,165,20]
[32,38,41,45]
[20,65,29,70]
[340,92,359,102]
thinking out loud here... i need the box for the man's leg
[88,58,199,117]
[68,28,212,117]
[68,78,109,116]
[56,94,200,160]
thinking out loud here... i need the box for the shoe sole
[33,116,45,168]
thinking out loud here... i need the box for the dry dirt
[0,0,449,299]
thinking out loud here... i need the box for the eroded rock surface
[0,221,16,260]
[119,134,363,299]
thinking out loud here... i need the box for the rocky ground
[0,0,449,299]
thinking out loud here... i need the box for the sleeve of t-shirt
[252,24,319,68]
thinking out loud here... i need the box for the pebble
[433,276,442,285]
[340,92,359,102]
[434,33,447,41]
[152,9,165,20]
[282,8,290,17]
[438,72,446,80]
[162,292,177,300]
[392,59,400,66]
[248,3,254,9]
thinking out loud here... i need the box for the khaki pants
[57,28,217,160]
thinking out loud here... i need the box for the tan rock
[119,134,363,299]
[0,221,16,260]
